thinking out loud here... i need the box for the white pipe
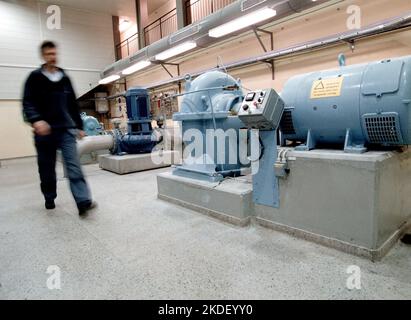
[77,135,114,158]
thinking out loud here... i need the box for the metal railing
[185,0,235,24]
[115,33,139,60]
[115,1,234,55]
[144,8,178,46]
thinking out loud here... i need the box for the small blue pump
[81,113,103,136]
[111,87,159,155]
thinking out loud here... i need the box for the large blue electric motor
[280,56,411,153]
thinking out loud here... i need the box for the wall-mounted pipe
[101,0,332,79]
[142,11,411,90]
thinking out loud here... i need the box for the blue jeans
[35,129,92,209]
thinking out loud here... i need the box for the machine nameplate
[310,77,344,99]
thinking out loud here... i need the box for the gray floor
[0,157,410,300]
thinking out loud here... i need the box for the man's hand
[77,130,86,140]
[33,121,51,136]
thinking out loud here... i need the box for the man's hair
[40,41,57,53]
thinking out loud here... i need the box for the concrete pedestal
[157,149,411,260]
[158,172,252,226]
[99,151,178,175]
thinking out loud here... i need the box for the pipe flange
[108,130,120,154]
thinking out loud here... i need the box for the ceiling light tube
[99,75,120,85]
[155,41,197,61]
[209,7,277,38]
[122,60,152,75]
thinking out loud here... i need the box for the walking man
[23,41,96,215]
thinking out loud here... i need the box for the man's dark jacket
[23,67,83,130]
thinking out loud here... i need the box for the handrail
[145,8,177,31]
[116,33,139,60]
[144,8,178,46]
[116,33,138,49]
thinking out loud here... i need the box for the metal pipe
[77,135,114,158]
[106,92,126,100]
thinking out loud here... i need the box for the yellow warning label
[310,77,344,99]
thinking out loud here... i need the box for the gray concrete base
[157,171,252,226]
[99,151,178,175]
[254,217,411,261]
[157,149,411,260]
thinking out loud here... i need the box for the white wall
[147,0,176,25]
[0,0,115,99]
[0,0,116,159]
[0,100,36,159]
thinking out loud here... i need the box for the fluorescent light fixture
[99,75,120,85]
[155,41,197,61]
[122,60,152,75]
[209,7,277,38]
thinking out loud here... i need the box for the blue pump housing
[81,113,103,136]
[173,71,247,181]
[112,87,156,155]
[125,87,153,135]
[280,56,411,153]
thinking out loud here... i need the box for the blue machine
[172,55,411,209]
[280,55,411,153]
[81,113,103,136]
[172,70,285,205]
[173,71,247,181]
[111,87,158,155]
[126,87,153,135]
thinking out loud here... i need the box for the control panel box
[238,89,285,130]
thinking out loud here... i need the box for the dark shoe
[78,201,97,216]
[45,200,56,210]
[401,234,411,245]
